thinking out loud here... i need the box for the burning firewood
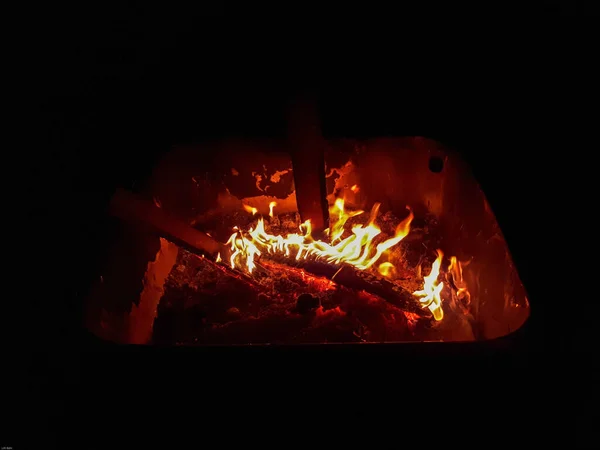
[217,199,446,319]
[258,256,430,318]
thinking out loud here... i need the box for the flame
[378,262,395,277]
[350,184,360,193]
[221,199,413,275]
[412,249,445,321]
[448,256,471,305]
[216,198,458,322]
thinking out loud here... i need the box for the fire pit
[86,136,529,345]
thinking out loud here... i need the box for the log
[287,92,329,235]
[109,188,227,258]
[259,254,430,318]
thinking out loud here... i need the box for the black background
[14,4,597,448]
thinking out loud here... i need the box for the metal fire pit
[85,136,529,345]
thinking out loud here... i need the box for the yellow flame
[243,204,258,215]
[449,256,471,305]
[269,201,277,218]
[216,252,222,263]
[378,262,395,277]
[329,198,364,243]
[412,249,444,321]
[350,184,360,193]
[222,199,414,279]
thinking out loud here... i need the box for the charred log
[258,255,430,318]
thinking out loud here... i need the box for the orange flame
[412,249,444,321]
[222,199,413,275]
[350,184,360,193]
[269,201,277,218]
[448,256,471,305]
[243,204,258,215]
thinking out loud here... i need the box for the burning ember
[214,197,467,322]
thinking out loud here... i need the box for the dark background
[16,4,597,448]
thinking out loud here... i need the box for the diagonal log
[109,188,226,258]
[259,255,429,318]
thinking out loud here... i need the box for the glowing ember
[350,184,360,193]
[412,249,445,321]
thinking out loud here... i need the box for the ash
[153,210,471,345]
